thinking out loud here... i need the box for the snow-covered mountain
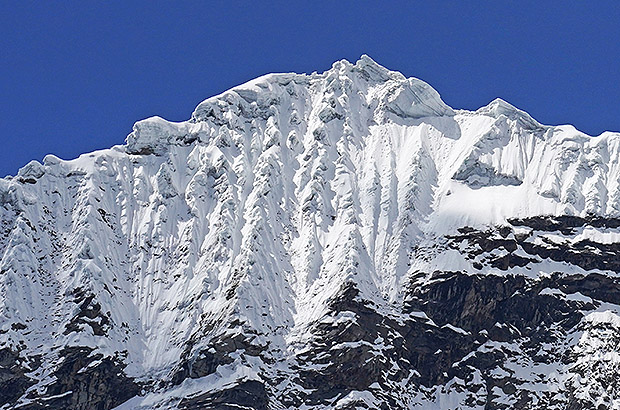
[1,56,619,409]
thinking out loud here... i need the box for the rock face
[1,56,620,409]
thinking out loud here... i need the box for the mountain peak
[325,54,403,82]
[126,57,455,155]
[477,97,541,128]
[353,54,405,82]
[4,57,620,410]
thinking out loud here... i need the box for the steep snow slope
[1,56,619,409]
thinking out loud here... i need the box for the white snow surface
[1,55,620,409]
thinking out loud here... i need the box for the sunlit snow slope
[1,56,619,410]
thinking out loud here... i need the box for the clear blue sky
[2,1,620,177]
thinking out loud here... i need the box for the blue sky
[1,1,620,176]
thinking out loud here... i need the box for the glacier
[0,55,619,409]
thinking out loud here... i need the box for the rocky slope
[1,56,619,409]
